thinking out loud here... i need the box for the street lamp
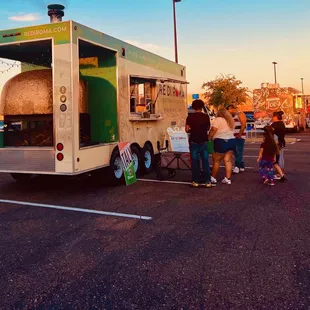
[272,61,277,84]
[301,78,304,94]
[173,0,181,63]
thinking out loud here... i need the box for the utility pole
[173,0,181,63]
[272,62,277,84]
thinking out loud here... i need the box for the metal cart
[155,141,192,180]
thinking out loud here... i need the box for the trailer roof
[0,20,186,78]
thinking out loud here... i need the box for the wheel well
[111,142,153,158]
[109,145,121,166]
[111,145,120,156]
[130,142,141,151]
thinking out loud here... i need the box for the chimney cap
[47,4,65,22]
[47,4,65,10]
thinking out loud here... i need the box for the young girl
[257,126,279,186]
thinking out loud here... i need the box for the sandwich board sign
[167,127,189,152]
[118,142,137,185]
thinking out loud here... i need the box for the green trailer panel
[0,22,71,45]
[79,51,118,143]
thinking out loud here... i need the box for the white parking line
[138,179,192,185]
[245,142,296,147]
[0,199,152,221]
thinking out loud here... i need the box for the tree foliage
[202,74,249,108]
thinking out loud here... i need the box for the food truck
[253,83,306,131]
[0,4,188,183]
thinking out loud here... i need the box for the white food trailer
[0,5,188,183]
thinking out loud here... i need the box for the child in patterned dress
[257,126,279,186]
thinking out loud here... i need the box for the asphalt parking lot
[0,132,310,309]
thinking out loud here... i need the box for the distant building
[239,97,254,112]
[253,82,306,130]
[304,95,310,114]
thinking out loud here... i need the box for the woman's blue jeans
[235,138,245,168]
[190,141,211,183]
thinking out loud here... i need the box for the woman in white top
[208,109,236,185]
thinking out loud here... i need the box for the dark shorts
[214,138,236,154]
[275,150,285,166]
[275,154,280,164]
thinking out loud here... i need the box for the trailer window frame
[129,76,156,115]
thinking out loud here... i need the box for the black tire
[109,149,124,185]
[130,145,140,176]
[11,173,32,183]
[141,143,154,174]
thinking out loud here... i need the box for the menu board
[167,127,189,153]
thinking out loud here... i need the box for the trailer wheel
[10,173,32,183]
[141,144,153,174]
[109,150,124,184]
[130,145,140,175]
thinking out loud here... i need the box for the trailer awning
[130,75,189,85]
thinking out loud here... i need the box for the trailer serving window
[0,39,53,147]
[130,77,156,115]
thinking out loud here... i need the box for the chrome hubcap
[132,153,139,172]
[113,157,123,179]
[144,150,152,169]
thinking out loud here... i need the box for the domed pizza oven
[0,69,87,115]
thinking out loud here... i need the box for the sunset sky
[0,0,310,94]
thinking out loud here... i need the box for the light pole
[173,0,181,63]
[301,78,304,94]
[272,61,277,84]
